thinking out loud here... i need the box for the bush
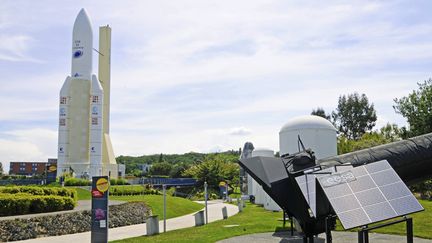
[64,178,91,186]
[109,185,160,196]
[0,194,76,216]
[0,186,77,201]
[110,178,129,185]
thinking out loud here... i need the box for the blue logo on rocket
[73,50,83,58]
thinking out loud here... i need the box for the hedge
[110,178,129,185]
[0,186,77,201]
[0,193,76,216]
[109,185,160,196]
[64,178,91,186]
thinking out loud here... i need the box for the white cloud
[0,128,57,173]
[0,0,431,164]
[0,35,40,62]
[228,127,252,136]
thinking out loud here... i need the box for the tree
[149,162,173,176]
[311,107,330,120]
[393,79,432,137]
[182,154,239,189]
[0,162,3,176]
[393,79,432,199]
[332,92,377,140]
[379,123,405,142]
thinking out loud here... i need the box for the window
[59,119,66,126]
[92,118,98,125]
[92,96,99,103]
[60,97,67,104]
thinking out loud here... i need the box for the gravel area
[0,202,151,242]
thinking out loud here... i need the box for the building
[9,159,57,176]
[138,163,152,173]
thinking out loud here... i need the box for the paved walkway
[217,231,432,243]
[0,200,125,221]
[14,201,239,242]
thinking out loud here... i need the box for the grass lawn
[111,195,204,219]
[335,199,432,239]
[113,199,432,243]
[73,187,92,200]
[72,186,203,219]
[111,203,288,243]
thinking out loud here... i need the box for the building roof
[280,115,337,133]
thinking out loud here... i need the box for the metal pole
[226,181,229,201]
[204,181,208,224]
[163,184,166,232]
[406,217,413,243]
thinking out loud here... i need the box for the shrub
[110,178,129,185]
[0,186,77,201]
[64,178,91,186]
[109,185,160,196]
[0,194,77,216]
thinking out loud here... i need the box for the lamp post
[204,181,208,224]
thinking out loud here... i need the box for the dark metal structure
[238,132,432,239]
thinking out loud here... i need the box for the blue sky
[1,1,432,171]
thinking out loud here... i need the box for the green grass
[111,203,288,243]
[73,187,92,200]
[335,199,432,239]
[73,186,203,219]
[113,199,432,243]
[111,195,204,219]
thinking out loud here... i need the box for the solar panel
[295,165,353,217]
[317,160,424,229]
[295,173,317,217]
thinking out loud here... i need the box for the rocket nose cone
[73,8,92,32]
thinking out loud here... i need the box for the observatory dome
[280,115,336,133]
[279,115,337,160]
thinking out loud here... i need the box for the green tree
[393,79,432,137]
[393,79,432,199]
[0,162,3,176]
[169,163,190,178]
[337,126,403,155]
[311,107,330,120]
[379,123,405,142]
[182,154,239,189]
[149,162,173,176]
[332,92,377,140]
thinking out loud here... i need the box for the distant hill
[116,150,240,175]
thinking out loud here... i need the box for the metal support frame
[358,217,413,243]
[290,215,294,236]
[325,215,335,243]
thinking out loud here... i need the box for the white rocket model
[58,9,104,178]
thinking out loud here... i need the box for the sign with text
[46,163,57,184]
[91,176,109,243]
[318,171,356,188]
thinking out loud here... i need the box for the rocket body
[57,9,103,178]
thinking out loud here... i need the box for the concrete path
[14,201,239,243]
[217,231,432,243]
[0,200,125,221]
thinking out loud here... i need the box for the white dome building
[250,148,281,211]
[279,115,337,161]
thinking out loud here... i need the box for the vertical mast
[99,26,111,135]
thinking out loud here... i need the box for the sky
[1,0,432,172]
